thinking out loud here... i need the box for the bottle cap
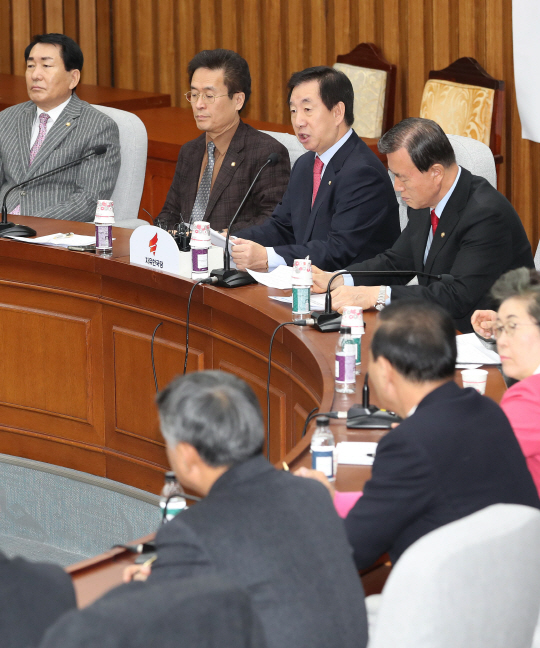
[339,326,351,334]
[292,258,313,286]
[316,415,330,426]
[164,471,177,483]
[95,199,115,223]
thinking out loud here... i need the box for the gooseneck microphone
[211,152,281,288]
[311,269,455,332]
[0,145,108,237]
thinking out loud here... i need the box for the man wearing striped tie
[0,33,120,222]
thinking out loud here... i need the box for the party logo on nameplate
[130,226,181,276]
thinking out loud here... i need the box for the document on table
[5,233,97,247]
[269,293,327,311]
[247,265,294,289]
[337,442,378,466]
[210,229,237,269]
[456,333,501,367]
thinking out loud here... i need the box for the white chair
[367,504,540,648]
[534,241,540,271]
[391,133,497,231]
[92,105,148,229]
[260,130,306,167]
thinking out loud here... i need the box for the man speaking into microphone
[313,118,534,332]
[0,33,120,222]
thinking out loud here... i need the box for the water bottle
[159,471,187,523]
[335,326,357,393]
[342,306,364,375]
[291,258,313,321]
[311,415,336,481]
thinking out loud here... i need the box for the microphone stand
[311,269,454,332]
[211,154,279,288]
[0,146,108,237]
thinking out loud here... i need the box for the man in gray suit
[124,371,368,648]
[0,33,120,222]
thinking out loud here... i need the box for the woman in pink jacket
[472,268,540,495]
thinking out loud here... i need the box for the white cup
[461,369,488,394]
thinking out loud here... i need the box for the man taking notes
[312,118,533,332]
[231,66,400,272]
[0,33,120,222]
[124,371,368,648]
[157,49,290,232]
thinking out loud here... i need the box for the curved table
[0,216,507,605]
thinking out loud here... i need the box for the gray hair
[491,267,540,323]
[156,371,264,467]
[378,117,456,172]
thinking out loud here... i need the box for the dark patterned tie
[191,141,216,222]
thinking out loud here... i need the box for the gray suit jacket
[0,93,120,222]
[151,455,368,648]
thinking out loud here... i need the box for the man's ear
[332,101,346,126]
[235,92,246,112]
[429,163,445,187]
[69,69,80,91]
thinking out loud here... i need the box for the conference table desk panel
[0,73,171,112]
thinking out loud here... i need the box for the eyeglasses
[493,320,540,339]
[184,91,230,104]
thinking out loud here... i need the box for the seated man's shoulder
[0,100,34,123]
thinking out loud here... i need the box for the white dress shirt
[29,96,72,148]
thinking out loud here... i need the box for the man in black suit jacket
[231,66,400,272]
[0,549,76,648]
[312,118,533,332]
[157,49,290,232]
[297,300,540,569]
[124,371,368,648]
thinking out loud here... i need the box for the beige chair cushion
[420,79,494,147]
[333,62,387,138]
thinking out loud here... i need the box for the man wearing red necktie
[312,118,534,333]
[232,66,400,272]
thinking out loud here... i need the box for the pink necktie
[12,113,50,215]
[311,157,324,206]
[430,209,438,234]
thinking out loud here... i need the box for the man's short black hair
[25,33,84,73]
[157,371,264,467]
[188,49,251,108]
[378,117,456,172]
[287,66,355,128]
[371,300,456,382]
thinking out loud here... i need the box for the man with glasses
[156,49,290,232]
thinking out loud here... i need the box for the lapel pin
[231,162,236,167]
[328,180,332,185]
[66,122,71,126]
[441,232,445,238]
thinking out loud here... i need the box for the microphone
[312,269,455,332]
[0,145,108,237]
[211,152,281,288]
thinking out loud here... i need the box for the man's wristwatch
[374,285,387,311]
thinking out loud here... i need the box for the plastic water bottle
[342,306,365,375]
[159,471,186,523]
[291,258,312,321]
[311,415,336,481]
[95,199,114,256]
[335,326,357,393]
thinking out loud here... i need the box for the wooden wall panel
[2,0,540,248]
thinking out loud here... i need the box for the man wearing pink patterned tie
[0,33,120,222]
[231,66,400,272]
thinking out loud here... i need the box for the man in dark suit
[312,118,533,332]
[0,33,120,222]
[157,49,290,232]
[0,549,76,648]
[231,66,400,272]
[124,371,368,648]
[297,300,540,570]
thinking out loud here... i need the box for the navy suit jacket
[347,168,534,332]
[344,381,540,570]
[150,455,368,648]
[236,131,400,271]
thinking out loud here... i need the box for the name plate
[130,226,182,276]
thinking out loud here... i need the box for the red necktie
[430,209,438,234]
[312,157,324,206]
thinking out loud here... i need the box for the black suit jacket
[158,120,290,231]
[236,131,400,271]
[347,168,534,332]
[344,381,540,570]
[150,455,368,648]
[0,550,76,648]
[39,575,266,648]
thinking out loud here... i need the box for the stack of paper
[337,442,378,466]
[456,333,500,369]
